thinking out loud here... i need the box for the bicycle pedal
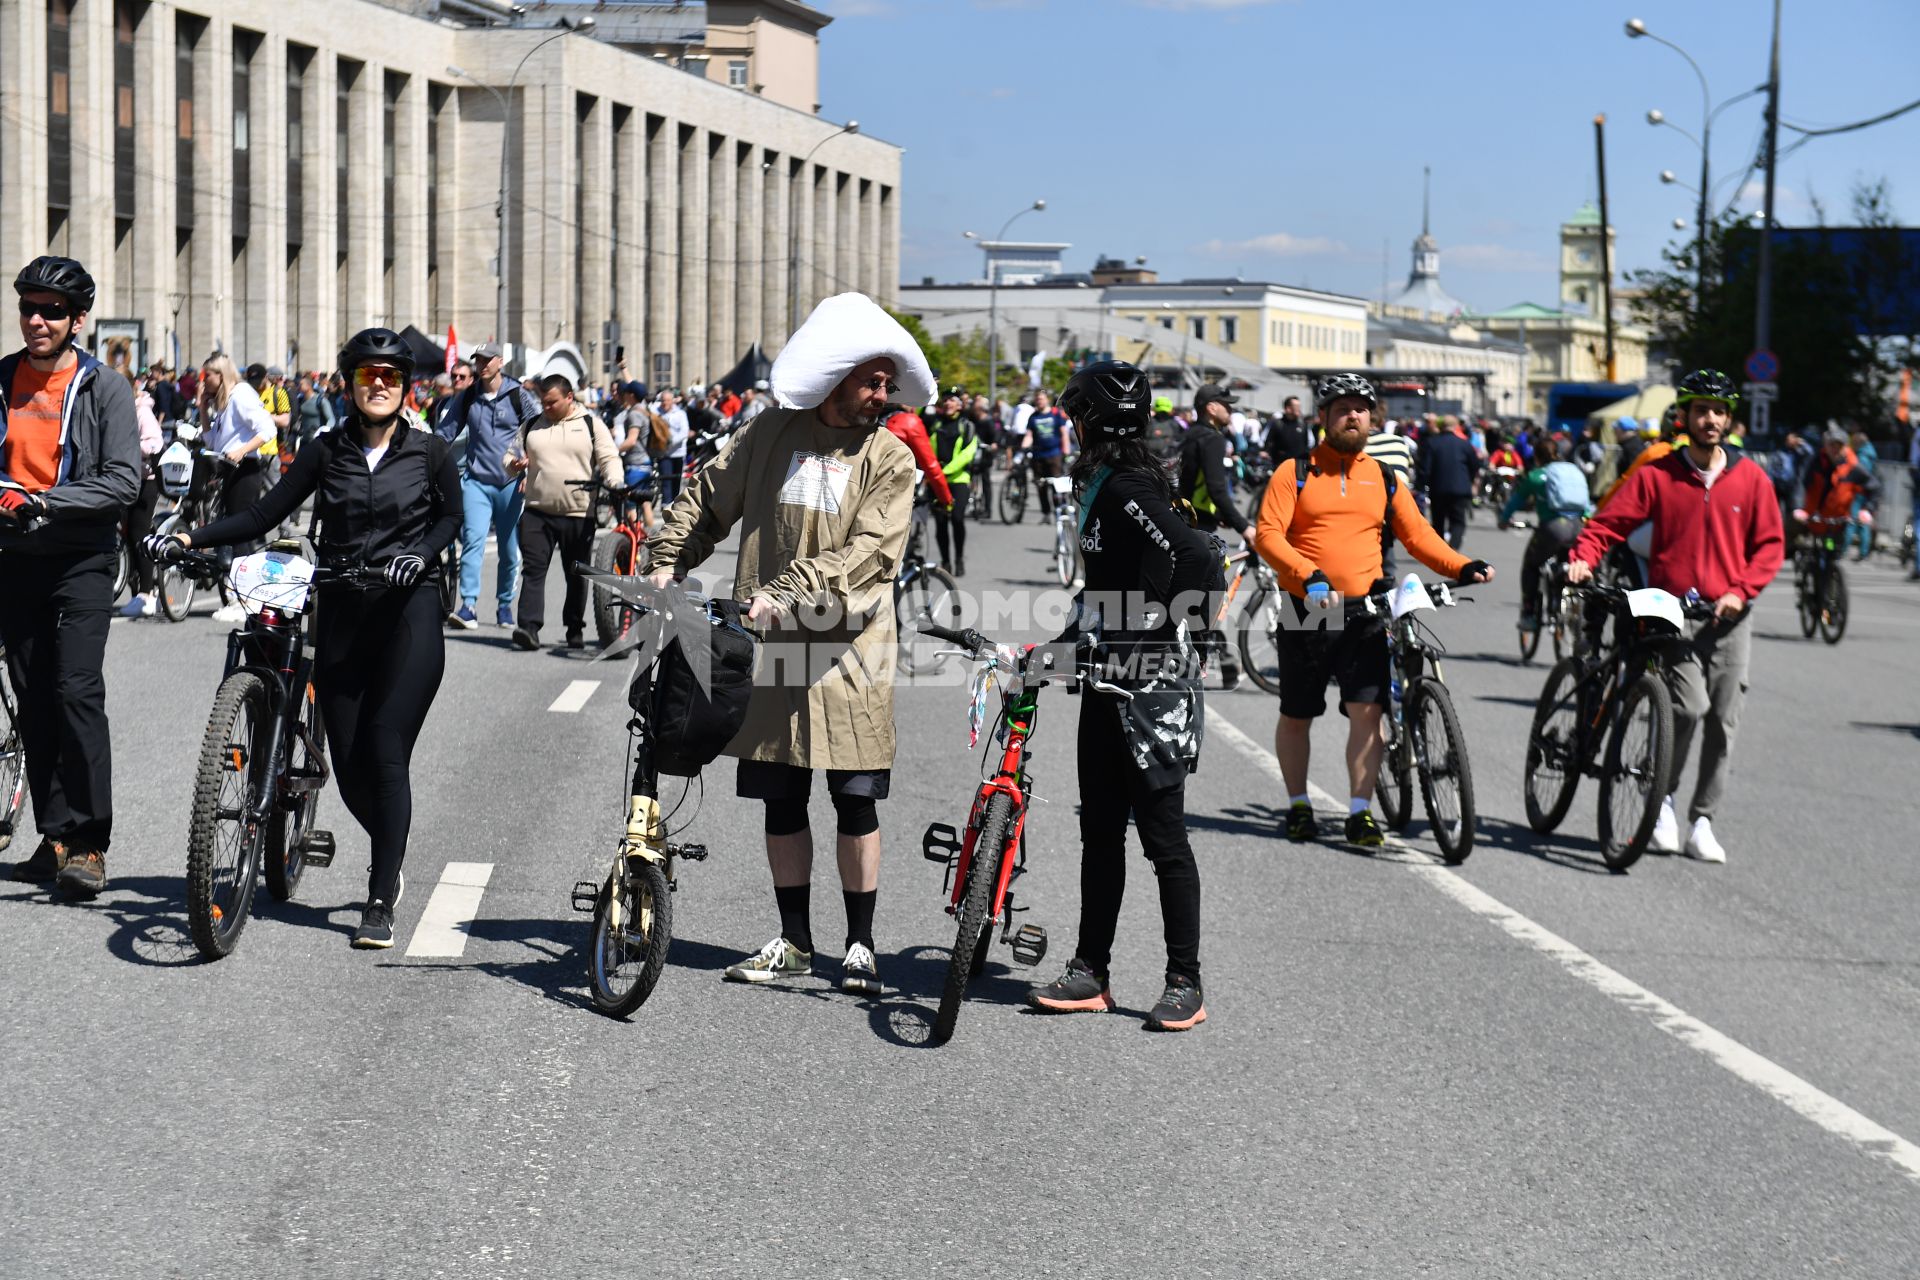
[296,829,335,867]
[1008,923,1048,967]
[922,822,961,865]
[570,880,601,914]
[671,842,709,862]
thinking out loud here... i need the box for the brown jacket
[648,407,916,771]
[515,404,622,516]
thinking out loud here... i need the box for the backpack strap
[1378,455,1398,565]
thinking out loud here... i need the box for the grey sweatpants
[1663,610,1752,821]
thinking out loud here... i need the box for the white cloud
[1445,244,1554,273]
[1737,180,1798,207]
[1198,231,1348,257]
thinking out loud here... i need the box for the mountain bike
[1366,578,1476,864]
[1045,475,1078,586]
[151,449,237,622]
[968,446,995,521]
[1793,520,1847,645]
[575,477,651,648]
[998,450,1030,524]
[1220,548,1281,695]
[569,582,751,1018]
[1517,553,1573,665]
[895,496,962,677]
[172,544,388,958]
[916,621,1133,1045]
[1522,582,1715,871]
[0,647,23,854]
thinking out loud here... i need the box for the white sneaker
[211,601,246,624]
[1650,795,1681,853]
[1685,817,1727,864]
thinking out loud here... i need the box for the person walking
[117,368,167,618]
[1021,388,1073,518]
[0,256,142,894]
[653,388,691,507]
[1264,395,1313,469]
[1415,416,1479,549]
[432,342,538,630]
[507,374,622,652]
[196,353,278,621]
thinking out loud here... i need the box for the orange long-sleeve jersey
[1598,439,1675,509]
[1254,444,1471,597]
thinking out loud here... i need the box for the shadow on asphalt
[1472,815,1623,876]
[1441,649,1533,669]
[1474,692,1545,709]
[0,873,361,967]
[407,914,595,1011]
[1851,720,1920,740]
[1185,803,1285,841]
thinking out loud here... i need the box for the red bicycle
[917,621,1131,1044]
[577,478,650,648]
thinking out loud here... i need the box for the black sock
[774,884,813,953]
[843,888,877,952]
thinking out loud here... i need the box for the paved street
[4,499,1919,1278]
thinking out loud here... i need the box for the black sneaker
[511,626,540,651]
[564,628,586,651]
[955,558,967,578]
[1145,974,1206,1032]
[352,900,396,949]
[7,836,65,883]
[1345,810,1385,848]
[1026,958,1113,1013]
[55,848,106,897]
[1285,802,1316,843]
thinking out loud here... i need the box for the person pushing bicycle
[1499,434,1591,637]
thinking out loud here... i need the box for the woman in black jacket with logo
[153,329,462,948]
[1026,361,1217,1032]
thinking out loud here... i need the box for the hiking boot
[8,837,66,883]
[352,900,396,949]
[840,942,883,996]
[55,848,106,897]
[1026,958,1113,1013]
[511,625,540,651]
[723,936,813,984]
[1145,974,1207,1032]
[1284,801,1317,843]
[449,605,479,630]
[1344,810,1385,848]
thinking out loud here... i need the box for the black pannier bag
[631,598,759,776]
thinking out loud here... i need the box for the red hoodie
[1572,449,1784,603]
[883,410,953,507]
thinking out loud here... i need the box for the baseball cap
[471,342,502,363]
[1194,382,1236,410]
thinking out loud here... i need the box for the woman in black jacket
[151,329,462,949]
[1026,361,1217,1032]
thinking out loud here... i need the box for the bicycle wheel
[1523,658,1585,834]
[933,792,1011,1045]
[896,566,961,677]
[1054,520,1075,587]
[590,531,637,649]
[111,530,131,604]
[1596,672,1673,871]
[1517,619,1541,664]
[1819,567,1848,644]
[969,481,991,521]
[998,472,1027,525]
[438,547,460,618]
[1412,679,1475,864]
[1236,587,1283,696]
[0,685,23,853]
[588,852,674,1018]
[1376,721,1413,831]
[186,673,269,959]
[1796,569,1819,637]
[265,686,324,902]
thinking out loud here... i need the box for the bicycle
[172,544,387,958]
[1792,521,1848,645]
[0,646,23,853]
[998,449,1030,524]
[916,621,1133,1044]
[894,495,961,677]
[151,449,237,622]
[1219,548,1281,695]
[569,583,749,1018]
[573,477,652,648]
[1522,581,1715,871]
[1045,475,1078,586]
[968,445,995,521]
[1517,552,1574,665]
[1365,578,1477,864]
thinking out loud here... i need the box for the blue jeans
[460,476,524,609]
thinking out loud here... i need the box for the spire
[1422,165,1431,237]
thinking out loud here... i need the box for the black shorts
[736,760,891,802]
[1276,607,1390,720]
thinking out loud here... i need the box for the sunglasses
[18,299,72,322]
[353,365,406,388]
[859,374,901,396]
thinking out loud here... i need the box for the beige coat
[649,407,916,771]
[516,405,622,516]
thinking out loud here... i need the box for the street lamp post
[973,199,1045,411]
[786,120,860,342]
[446,15,593,357]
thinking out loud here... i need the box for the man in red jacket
[1568,369,1784,864]
[882,406,952,508]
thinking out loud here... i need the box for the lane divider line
[1204,707,1920,1187]
[548,680,600,713]
[403,861,495,959]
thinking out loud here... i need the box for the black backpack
[629,600,759,777]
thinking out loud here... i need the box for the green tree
[887,307,1080,402]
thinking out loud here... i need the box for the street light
[979,198,1045,409]
[446,15,594,355]
[786,120,859,340]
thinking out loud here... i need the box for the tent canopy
[397,325,448,375]
[1586,384,1675,428]
[713,342,773,393]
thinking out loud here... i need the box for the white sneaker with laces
[1685,816,1727,864]
[211,601,246,623]
[1650,795,1681,854]
[840,942,882,996]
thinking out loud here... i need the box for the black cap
[1194,382,1236,411]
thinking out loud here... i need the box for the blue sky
[814,0,1920,312]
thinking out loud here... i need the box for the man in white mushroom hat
[647,292,932,997]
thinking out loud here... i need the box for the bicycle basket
[640,600,759,777]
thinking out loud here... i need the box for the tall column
[249,33,288,364]
[191,19,232,358]
[0,0,50,271]
[645,115,676,388]
[676,124,708,385]
[579,92,613,373]
[342,62,382,338]
[706,133,735,376]
[66,0,113,297]
[303,53,338,369]
[859,178,879,302]
[805,163,827,321]
[390,71,429,339]
[734,142,763,359]
[879,183,899,309]
[835,171,855,300]
[612,106,644,368]
[131,5,175,362]
[762,149,788,353]
[516,77,574,350]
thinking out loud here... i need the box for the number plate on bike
[228,551,317,614]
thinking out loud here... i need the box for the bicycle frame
[947,665,1040,927]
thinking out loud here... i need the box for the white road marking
[1204,707,1920,1187]
[548,680,600,713]
[403,861,495,958]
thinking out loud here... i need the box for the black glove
[385,554,426,587]
[0,489,45,521]
[1457,559,1492,585]
[144,532,186,564]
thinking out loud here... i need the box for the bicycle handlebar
[1569,581,1718,620]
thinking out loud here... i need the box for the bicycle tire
[1523,658,1585,834]
[1054,520,1075,587]
[895,567,961,676]
[590,531,637,650]
[0,687,22,853]
[1376,719,1413,832]
[111,530,131,604]
[438,548,460,617]
[186,673,269,959]
[1820,567,1848,644]
[1597,672,1673,871]
[588,852,674,1018]
[1796,568,1819,637]
[1412,679,1475,864]
[265,686,324,902]
[933,792,1012,1045]
[998,473,1027,525]
[1236,587,1283,696]
[1517,620,1541,664]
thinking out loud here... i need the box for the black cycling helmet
[337,327,415,381]
[1675,368,1738,407]
[1314,372,1377,407]
[1058,360,1150,440]
[13,255,96,313]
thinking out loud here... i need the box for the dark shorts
[1275,607,1390,720]
[736,760,892,802]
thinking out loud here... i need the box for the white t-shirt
[362,442,389,471]
[203,381,277,456]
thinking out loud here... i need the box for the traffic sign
[1744,349,1779,383]
[1741,381,1779,403]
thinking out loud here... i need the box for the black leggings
[125,475,161,594]
[934,482,969,564]
[1074,692,1202,981]
[313,584,446,903]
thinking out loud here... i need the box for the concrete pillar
[66,0,113,297]
[449,82,502,349]
[835,171,855,301]
[578,92,613,373]
[879,182,899,309]
[803,162,826,324]
[342,61,382,339]
[646,115,677,388]
[763,149,788,353]
[734,142,763,361]
[390,71,429,339]
[676,124,708,386]
[302,52,338,371]
[190,19,233,359]
[0,0,49,272]
[611,105,644,373]
[131,5,176,366]
[249,33,288,365]
[706,132,735,376]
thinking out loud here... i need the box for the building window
[114,0,138,223]
[233,30,257,243]
[1221,316,1238,345]
[681,56,709,78]
[337,60,359,263]
[1160,315,1174,331]
[176,17,200,232]
[287,48,309,250]
[383,72,402,267]
[48,0,73,217]
[727,60,748,87]
[1189,316,1205,341]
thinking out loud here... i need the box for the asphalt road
[4,489,1918,1278]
